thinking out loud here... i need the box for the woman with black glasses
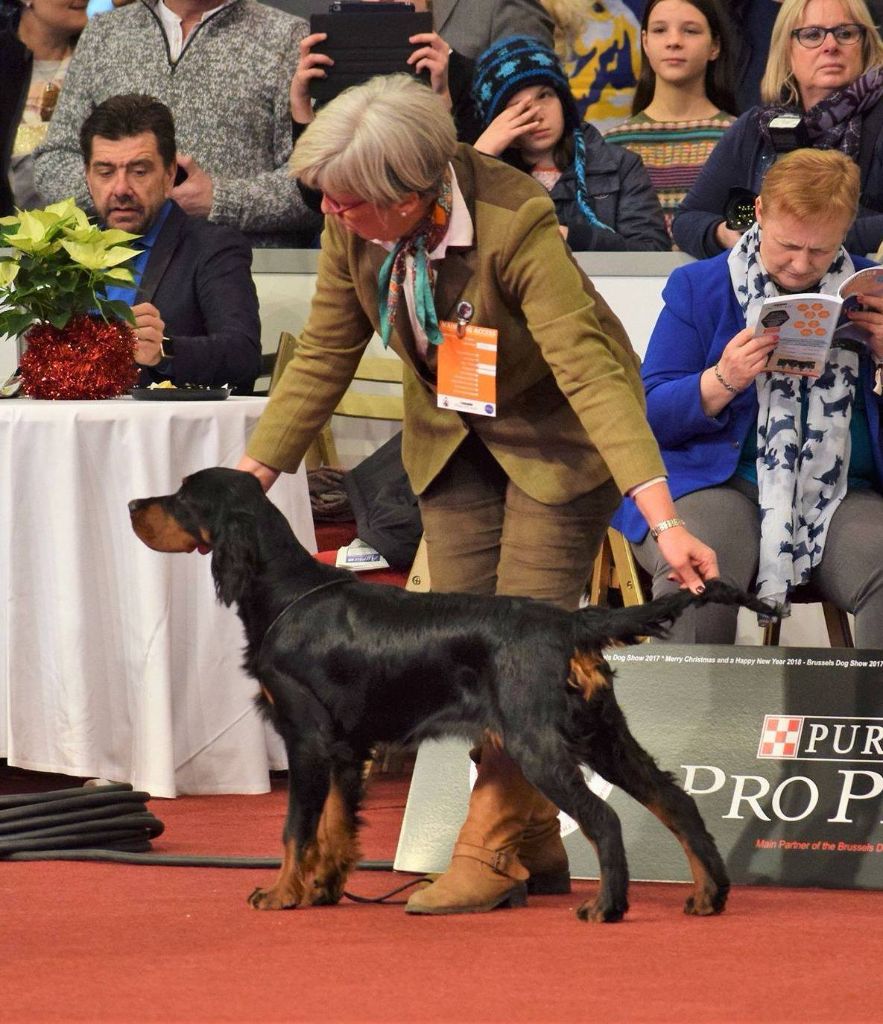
[673,0,883,258]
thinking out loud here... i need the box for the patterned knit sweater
[604,111,734,239]
[34,0,321,246]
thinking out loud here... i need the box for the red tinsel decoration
[20,314,139,400]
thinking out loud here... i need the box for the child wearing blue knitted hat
[471,35,669,252]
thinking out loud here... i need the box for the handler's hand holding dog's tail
[130,468,778,924]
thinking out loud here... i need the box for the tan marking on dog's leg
[567,653,611,701]
[309,780,360,906]
[645,802,720,915]
[248,837,307,910]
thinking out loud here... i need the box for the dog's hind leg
[580,704,729,917]
[507,742,629,923]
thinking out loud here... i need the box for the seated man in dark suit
[80,94,262,393]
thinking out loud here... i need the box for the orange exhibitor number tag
[437,320,498,417]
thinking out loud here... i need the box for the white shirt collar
[155,0,232,60]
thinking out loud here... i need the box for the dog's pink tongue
[196,542,212,555]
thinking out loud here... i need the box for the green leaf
[48,310,72,329]
[101,298,136,325]
[0,310,37,338]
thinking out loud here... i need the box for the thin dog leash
[257,575,356,664]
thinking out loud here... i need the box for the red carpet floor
[2,765,881,1023]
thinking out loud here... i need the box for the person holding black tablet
[290,1,481,142]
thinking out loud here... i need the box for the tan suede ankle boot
[405,744,531,915]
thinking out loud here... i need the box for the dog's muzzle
[129,496,206,554]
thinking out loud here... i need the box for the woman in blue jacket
[615,148,883,646]
[673,0,883,259]
[471,34,670,251]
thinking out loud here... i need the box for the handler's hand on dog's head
[235,454,280,492]
[660,528,719,594]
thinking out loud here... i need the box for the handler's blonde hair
[760,148,860,224]
[291,75,458,207]
[761,0,883,105]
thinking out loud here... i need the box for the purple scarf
[758,66,883,157]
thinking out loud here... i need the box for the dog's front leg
[249,742,330,911]
[248,833,309,910]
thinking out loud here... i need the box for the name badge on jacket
[436,320,498,417]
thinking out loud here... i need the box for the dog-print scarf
[729,222,858,616]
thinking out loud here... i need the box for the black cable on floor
[0,783,408,902]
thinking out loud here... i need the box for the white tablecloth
[0,396,315,797]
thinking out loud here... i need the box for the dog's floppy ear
[209,514,259,607]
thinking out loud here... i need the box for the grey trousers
[632,480,883,649]
[418,434,619,611]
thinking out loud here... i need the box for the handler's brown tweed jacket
[247,145,665,503]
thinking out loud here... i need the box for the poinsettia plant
[0,197,140,338]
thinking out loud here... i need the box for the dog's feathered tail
[575,578,779,648]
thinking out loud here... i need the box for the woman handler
[238,74,717,915]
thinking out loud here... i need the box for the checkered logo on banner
[757,715,804,758]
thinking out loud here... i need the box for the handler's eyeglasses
[791,23,866,47]
[321,193,368,215]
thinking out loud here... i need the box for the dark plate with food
[131,384,231,401]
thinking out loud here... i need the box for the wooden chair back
[306,351,404,469]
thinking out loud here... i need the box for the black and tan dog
[130,467,774,922]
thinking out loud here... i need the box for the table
[0,396,315,797]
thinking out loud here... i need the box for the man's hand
[845,292,883,360]
[131,302,166,366]
[171,154,214,218]
[408,32,451,106]
[291,32,332,124]
[714,221,745,250]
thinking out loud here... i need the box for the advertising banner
[394,645,883,889]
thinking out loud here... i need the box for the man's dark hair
[80,94,177,167]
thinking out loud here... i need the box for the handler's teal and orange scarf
[378,176,452,349]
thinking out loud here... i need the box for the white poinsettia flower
[60,240,141,270]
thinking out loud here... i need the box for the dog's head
[129,467,270,606]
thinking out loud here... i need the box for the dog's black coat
[129,467,776,921]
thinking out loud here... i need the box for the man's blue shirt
[103,199,173,306]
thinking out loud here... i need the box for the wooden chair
[762,595,853,648]
[589,527,854,647]
[305,352,404,470]
[588,527,647,608]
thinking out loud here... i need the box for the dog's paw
[575,897,628,923]
[247,885,300,910]
[308,875,345,906]
[683,883,728,916]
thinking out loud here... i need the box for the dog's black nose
[128,498,144,514]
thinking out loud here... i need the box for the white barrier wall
[252,249,688,365]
